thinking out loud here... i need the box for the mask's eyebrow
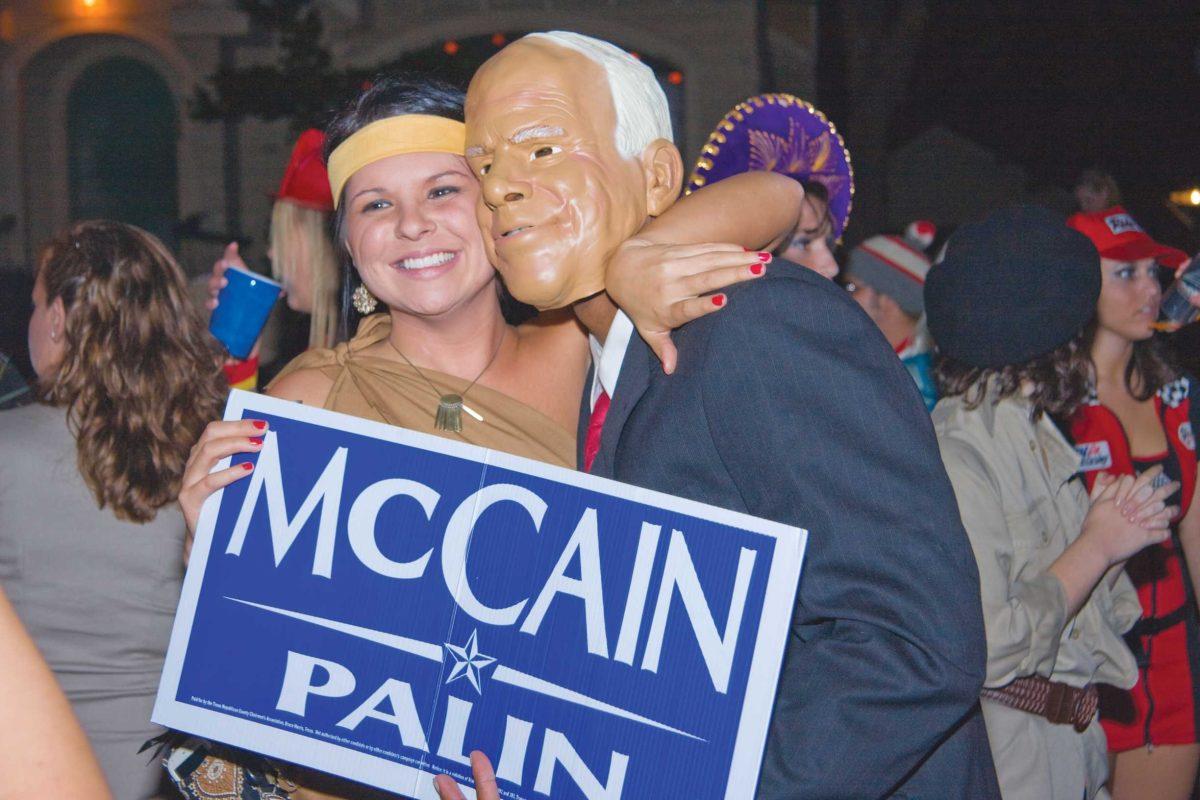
[465,125,566,158]
[511,125,565,144]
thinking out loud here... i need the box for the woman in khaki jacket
[925,206,1178,800]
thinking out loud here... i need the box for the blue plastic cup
[208,264,282,359]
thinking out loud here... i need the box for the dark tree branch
[189,0,351,133]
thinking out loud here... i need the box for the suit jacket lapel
[589,334,652,477]
[576,364,594,469]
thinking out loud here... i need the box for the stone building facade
[0,0,816,274]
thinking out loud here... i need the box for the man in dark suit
[461,30,1000,799]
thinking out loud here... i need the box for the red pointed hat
[1066,205,1187,268]
[274,128,333,212]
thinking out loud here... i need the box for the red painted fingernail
[712,294,726,307]
[241,462,254,471]
[757,252,772,262]
[252,420,267,430]
[750,263,764,275]
[249,437,263,445]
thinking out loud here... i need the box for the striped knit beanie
[846,221,936,315]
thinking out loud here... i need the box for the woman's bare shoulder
[266,367,335,406]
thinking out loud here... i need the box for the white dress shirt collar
[588,310,634,411]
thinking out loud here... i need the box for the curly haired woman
[927,206,1177,800]
[0,220,227,799]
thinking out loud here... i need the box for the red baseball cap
[274,129,333,212]
[1065,205,1187,268]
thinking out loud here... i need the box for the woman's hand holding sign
[434,752,499,800]
[178,418,266,562]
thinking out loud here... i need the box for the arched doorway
[67,56,178,246]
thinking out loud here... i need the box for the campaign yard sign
[154,390,807,800]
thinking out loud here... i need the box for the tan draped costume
[269,313,575,469]
[164,315,576,800]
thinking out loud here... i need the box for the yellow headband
[326,115,467,208]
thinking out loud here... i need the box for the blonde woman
[213,129,341,388]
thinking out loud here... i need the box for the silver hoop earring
[352,284,378,315]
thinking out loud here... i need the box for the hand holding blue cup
[1160,255,1200,329]
[208,264,282,359]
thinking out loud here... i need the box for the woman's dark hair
[772,179,835,258]
[935,337,1095,422]
[937,311,1181,424]
[798,181,832,236]
[323,73,466,162]
[324,73,536,336]
[799,180,829,206]
[1079,320,1178,401]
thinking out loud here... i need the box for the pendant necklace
[386,328,507,433]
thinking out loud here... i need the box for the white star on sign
[443,630,497,694]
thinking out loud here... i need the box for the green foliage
[190,0,364,132]
[190,4,670,134]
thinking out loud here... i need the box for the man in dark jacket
[460,30,999,799]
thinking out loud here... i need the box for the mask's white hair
[521,31,673,159]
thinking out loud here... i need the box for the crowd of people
[3,28,1200,800]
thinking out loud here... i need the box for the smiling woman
[275,75,588,454]
[342,151,497,321]
[167,61,802,799]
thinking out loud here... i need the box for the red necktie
[584,391,611,472]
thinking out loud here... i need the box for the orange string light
[73,0,106,18]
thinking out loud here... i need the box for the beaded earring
[352,284,378,314]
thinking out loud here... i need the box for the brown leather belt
[980,675,1098,733]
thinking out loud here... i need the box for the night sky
[846,1,1200,248]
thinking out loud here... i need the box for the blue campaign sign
[154,390,806,800]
